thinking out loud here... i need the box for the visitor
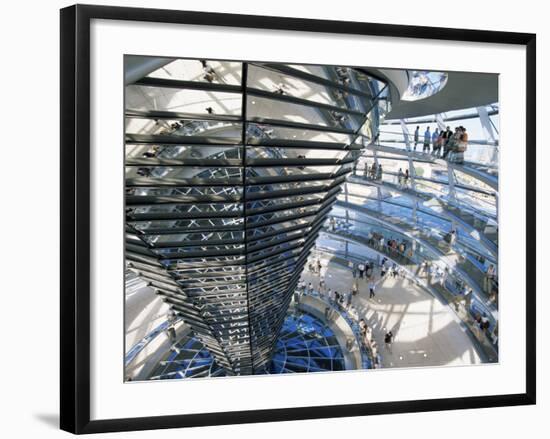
[397,168,404,188]
[167,309,177,323]
[377,164,383,180]
[319,276,326,294]
[200,60,216,83]
[484,264,496,293]
[391,263,399,277]
[274,82,286,95]
[455,126,468,164]
[428,262,436,284]
[419,261,427,276]
[489,286,498,304]
[142,145,161,158]
[359,319,368,337]
[398,241,405,256]
[440,126,449,157]
[413,126,420,150]
[369,281,376,299]
[441,125,453,158]
[166,326,177,343]
[371,341,378,360]
[386,238,393,255]
[441,266,449,287]
[447,126,461,161]
[329,216,336,232]
[384,331,393,353]
[480,313,490,332]
[423,126,431,153]
[432,128,440,154]
[449,229,457,248]
[136,167,152,177]
[365,263,373,279]
[435,129,444,156]
[358,262,365,278]
[464,287,473,306]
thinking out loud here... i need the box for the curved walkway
[364,143,498,190]
[314,229,498,360]
[347,174,498,255]
[301,251,484,368]
[333,201,497,297]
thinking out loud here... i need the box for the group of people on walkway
[396,168,411,189]
[351,259,375,280]
[353,162,384,180]
[359,318,394,360]
[413,125,469,164]
[300,254,426,366]
[367,232,415,263]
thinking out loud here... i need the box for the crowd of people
[352,161,385,181]
[352,224,496,330]
[412,125,469,164]
[298,234,499,362]
[353,159,416,191]
[366,231,415,262]
[299,253,405,366]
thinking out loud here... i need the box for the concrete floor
[301,252,482,368]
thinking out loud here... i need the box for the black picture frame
[60,4,536,434]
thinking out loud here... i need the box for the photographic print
[124,56,499,381]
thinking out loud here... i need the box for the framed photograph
[60,4,536,434]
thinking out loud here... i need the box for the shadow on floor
[34,413,59,430]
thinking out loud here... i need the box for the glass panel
[126,85,241,116]
[126,117,243,143]
[126,202,243,218]
[126,144,243,162]
[129,217,244,231]
[247,164,350,179]
[248,64,373,112]
[125,166,243,184]
[246,123,354,144]
[147,59,243,85]
[246,146,349,161]
[247,96,365,131]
